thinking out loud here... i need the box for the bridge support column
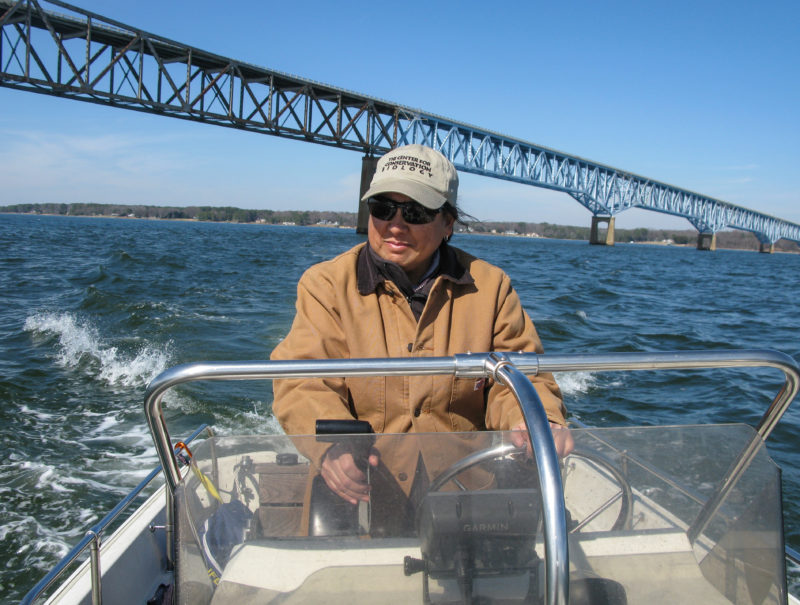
[697,232,716,251]
[356,155,379,234]
[589,216,615,246]
[759,242,775,254]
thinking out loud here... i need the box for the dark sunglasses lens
[400,204,436,224]
[368,197,438,224]
[368,200,397,221]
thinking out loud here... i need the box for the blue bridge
[2,0,798,251]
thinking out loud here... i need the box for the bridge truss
[2,0,798,245]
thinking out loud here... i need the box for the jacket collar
[357,241,472,296]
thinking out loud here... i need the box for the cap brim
[361,178,447,210]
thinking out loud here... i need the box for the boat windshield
[174,424,785,605]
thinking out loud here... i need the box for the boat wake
[24,311,170,388]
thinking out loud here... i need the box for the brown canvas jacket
[271,242,566,440]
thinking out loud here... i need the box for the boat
[21,349,800,604]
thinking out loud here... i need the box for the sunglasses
[367,195,442,225]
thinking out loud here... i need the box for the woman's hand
[319,443,380,505]
[511,421,574,458]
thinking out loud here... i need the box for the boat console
[173,424,786,604]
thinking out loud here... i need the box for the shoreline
[2,210,798,254]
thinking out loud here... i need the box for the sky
[1,0,798,230]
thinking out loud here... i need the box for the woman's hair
[442,201,479,242]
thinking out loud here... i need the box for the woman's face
[368,192,455,283]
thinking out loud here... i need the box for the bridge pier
[356,155,379,234]
[589,216,615,246]
[697,232,716,251]
[759,242,775,254]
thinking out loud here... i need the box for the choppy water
[2,213,799,599]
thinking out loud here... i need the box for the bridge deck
[1,0,798,245]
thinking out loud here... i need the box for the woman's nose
[387,208,409,229]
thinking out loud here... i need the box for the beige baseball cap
[361,144,459,210]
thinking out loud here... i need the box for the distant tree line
[0,203,357,228]
[2,202,798,253]
[460,220,800,252]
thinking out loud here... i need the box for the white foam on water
[24,311,170,388]
[87,445,161,480]
[36,467,74,493]
[29,535,71,560]
[10,451,121,498]
[22,460,105,496]
[89,414,120,434]
[263,413,285,435]
[556,371,597,396]
[17,460,75,495]
[161,387,201,415]
[88,421,154,448]
[69,471,140,495]
[0,517,65,546]
[209,400,287,437]
[18,404,57,421]
[16,456,134,500]
[0,512,88,564]
[98,345,170,387]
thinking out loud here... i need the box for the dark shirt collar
[357,241,471,296]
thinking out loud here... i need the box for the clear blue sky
[1,0,798,229]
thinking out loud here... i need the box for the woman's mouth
[385,240,410,251]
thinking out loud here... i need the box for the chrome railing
[142,349,800,605]
[21,425,210,605]
[144,352,571,605]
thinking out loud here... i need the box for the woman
[271,144,569,505]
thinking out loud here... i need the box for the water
[2,213,799,599]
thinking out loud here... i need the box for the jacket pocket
[448,377,487,431]
[346,376,387,433]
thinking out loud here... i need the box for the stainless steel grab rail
[143,352,570,605]
[489,354,569,605]
[144,349,799,490]
[788,545,800,567]
[527,349,800,441]
[142,348,800,605]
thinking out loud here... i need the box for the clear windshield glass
[174,425,785,604]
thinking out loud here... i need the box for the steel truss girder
[2,0,798,244]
